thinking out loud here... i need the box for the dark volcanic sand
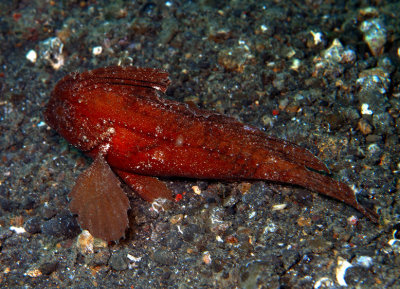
[0,1,399,288]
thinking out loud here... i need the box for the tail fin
[256,160,378,223]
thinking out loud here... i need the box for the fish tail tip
[354,202,379,224]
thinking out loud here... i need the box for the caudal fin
[256,159,378,223]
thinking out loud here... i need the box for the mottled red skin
[44,66,378,223]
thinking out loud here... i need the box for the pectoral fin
[69,155,130,242]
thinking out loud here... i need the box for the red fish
[44,66,378,241]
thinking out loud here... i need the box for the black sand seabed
[0,1,399,288]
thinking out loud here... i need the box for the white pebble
[361,103,373,115]
[355,256,373,268]
[272,203,287,211]
[314,277,334,288]
[290,58,301,71]
[92,46,103,56]
[260,24,268,32]
[310,31,323,45]
[127,254,142,262]
[9,226,26,234]
[26,50,37,63]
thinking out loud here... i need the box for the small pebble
[358,118,373,135]
[202,251,212,265]
[358,7,379,18]
[159,18,178,45]
[192,185,201,195]
[183,224,201,242]
[26,50,37,63]
[9,226,26,234]
[361,103,373,115]
[354,256,373,268]
[310,31,323,46]
[25,268,42,278]
[39,261,58,275]
[314,277,334,288]
[223,194,238,207]
[297,216,312,227]
[109,251,128,271]
[24,217,42,234]
[40,205,57,219]
[347,215,358,226]
[166,232,183,250]
[92,46,102,56]
[272,204,287,211]
[309,238,333,254]
[217,46,253,72]
[360,18,387,57]
[238,182,252,194]
[21,196,36,210]
[313,38,356,77]
[88,250,110,266]
[39,37,65,70]
[41,211,80,238]
[0,227,12,240]
[76,230,94,255]
[152,249,176,265]
[0,197,19,212]
[169,214,183,224]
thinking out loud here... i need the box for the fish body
[44,66,378,241]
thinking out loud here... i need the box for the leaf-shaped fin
[69,155,130,242]
[115,170,173,202]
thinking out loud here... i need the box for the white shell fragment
[272,203,287,211]
[314,277,334,289]
[388,229,400,253]
[39,37,65,70]
[336,256,352,287]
